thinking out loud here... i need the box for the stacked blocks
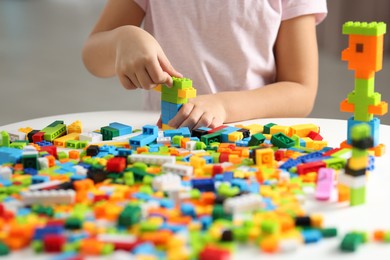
[339,124,373,206]
[340,21,388,156]
[155,77,196,130]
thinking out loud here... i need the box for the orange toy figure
[340,21,388,156]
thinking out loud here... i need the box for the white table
[1,110,390,260]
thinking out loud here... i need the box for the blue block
[129,134,157,148]
[178,127,191,137]
[68,232,88,243]
[109,122,133,136]
[367,155,375,171]
[180,203,196,218]
[36,140,53,147]
[0,147,23,164]
[223,171,234,182]
[24,168,38,176]
[232,179,249,192]
[200,216,212,230]
[347,116,380,147]
[164,129,184,137]
[248,181,260,194]
[117,148,133,157]
[142,125,159,136]
[191,178,215,192]
[133,242,156,255]
[0,180,12,187]
[34,226,65,240]
[220,127,240,143]
[159,198,175,209]
[51,252,79,260]
[190,137,200,142]
[203,155,213,164]
[301,229,322,244]
[31,175,50,184]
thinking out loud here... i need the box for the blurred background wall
[0,0,389,126]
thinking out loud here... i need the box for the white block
[79,132,102,142]
[186,141,197,151]
[29,180,63,191]
[21,189,75,205]
[224,194,263,213]
[338,173,366,188]
[152,173,182,191]
[129,154,175,165]
[0,166,12,180]
[162,163,193,177]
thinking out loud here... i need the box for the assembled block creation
[340,21,388,156]
[0,22,388,258]
[154,77,197,130]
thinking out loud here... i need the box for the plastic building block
[340,232,363,252]
[248,133,265,146]
[129,154,175,165]
[315,168,334,201]
[152,173,182,191]
[161,163,193,177]
[21,190,76,206]
[53,133,80,147]
[271,132,295,148]
[223,193,263,213]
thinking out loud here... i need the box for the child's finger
[168,103,194,128]
[135,67,157,90]
[156,115,162,128]
[177,106,205,130]
[118,73,137,90]
[146,58,173,86]
[191,112,214,130]
[128,73,142,89]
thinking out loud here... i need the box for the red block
[32,132,45,143]
[199,246,231,260]
[39,145,58,159]
[208,125,228,134]
[43,234,66,253]
[274,150,285,161]
[113,240,142,251]
[297,161,326,175]
[323,147,342,157]
[212,165,224,176]
[307,131,323,141]
[219,152,230,163]
[106,157,126,173]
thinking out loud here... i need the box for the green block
[161,93,188,104]
[0,131,10,147]
[65,139,81,149]
[101,243,114,255]
[343,21,386,36]
[22,153,39,169]
[291,134,301,147]
[271,132,295,148]
[350,187,366,206]
[320,228,338,238]
[100,126,120,141]
[172,77,193,89]
[172,135,183,145]
[57,151,68,160]
[79,140,89,149]
[212,204,232,221]
[195,141,207,150]
[261,219,280,235]
[347,78,380,122]
[41,121,66,141]
[117,204,142,228]
[263,123,276,134]
[10,141,28,149]
[190,189,201,199]
[217,183,239,197]
[324,157,347,170]
[0,241,10,256]
[124,171,135,186]
[65,217,82,230]
[340,233,363,252]
[248,133,265,146]
[201,132,221,145]
[31,240,44,253]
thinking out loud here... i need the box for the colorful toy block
[340,21,387,155]
[155,77,197,130]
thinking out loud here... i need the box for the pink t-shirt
[133,0,327,110]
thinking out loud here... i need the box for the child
[82,0,327,130]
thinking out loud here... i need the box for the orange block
[140,230,173,246]
[368,101,388,115]
[69,150,80,159]
[260,235,279,253]
[338,184,350,203]
[80,238,103,255]
[340,99,354,113]
[373,230,386,241]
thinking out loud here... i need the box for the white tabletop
[1,111,390,260]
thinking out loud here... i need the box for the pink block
[315,168,334,201]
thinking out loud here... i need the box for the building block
[41,121,67,142]
[315,168,334,201]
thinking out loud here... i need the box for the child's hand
[168,94,226,130]
[115,26,182,90]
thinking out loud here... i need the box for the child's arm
[168,14,319,129]
[82,0,182,89]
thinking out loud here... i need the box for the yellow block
[290,124,319,137]
[178,88,196,98]
[255,148,275,167]
[228,131,243,142]
[68,120,82,134]
[235,124,264,135]
[270,125,291,136]
[53,133,80,147]
[348,156,369,170]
